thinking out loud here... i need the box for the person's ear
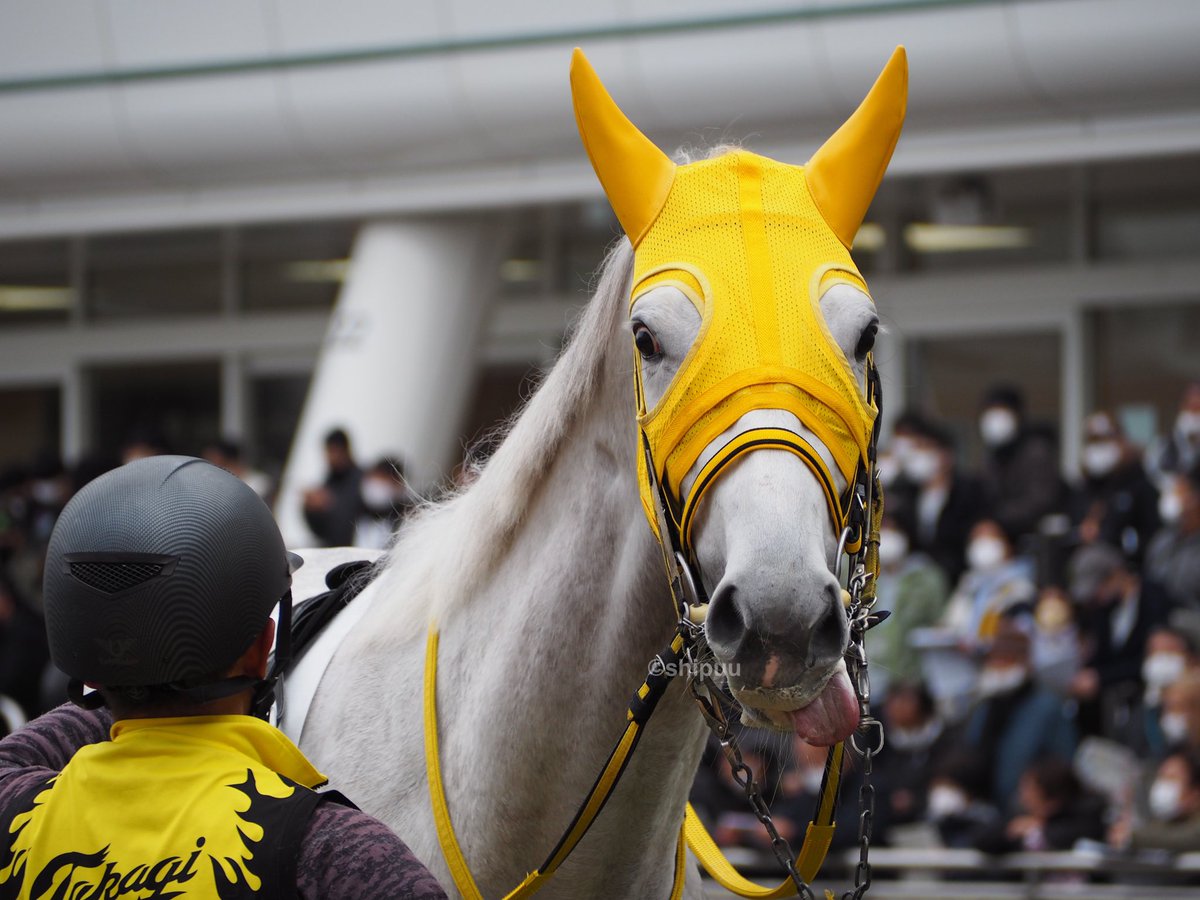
[237,618,276,680]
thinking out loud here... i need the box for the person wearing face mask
[976,385,1067,541]
[1109,751,1200,853]
[1069,411,1161,568]
[872,682,956,828]
[925,751,1003,849]
[1029,586,1081,695]
[865,511,949,699]
[1158,672,1200,757]
[942,519,1036,644]
[355,456,417,550]
[974,756,1105,853]
[1145,463,1200,610]
[1068,542,1171,741]
[877,411,925,493]
[302,427,364,548]
[894,417,986,584]
[1147,381,1200,485]
[1142,622,1200,758]
[964,625,1077,810]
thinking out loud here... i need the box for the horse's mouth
[731,659,860,747]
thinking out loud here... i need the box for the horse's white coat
[297,236,879,897]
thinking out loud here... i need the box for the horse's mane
[372,239,634,627]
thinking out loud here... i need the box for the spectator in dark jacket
[927,750,1004,849]
[1068,542,1171,741]
[1146,381,1200,485]
[1070,410,1160,567]
[891,415,987,584]
[1146,461,1200,611]
[977,385,1066,542]
[964,625,1077,811]
[975,756,1105,853]
[303,428,364,547]
[874,682,957,829]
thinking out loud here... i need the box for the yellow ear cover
[570,48,676,247]
[806,46,908,248]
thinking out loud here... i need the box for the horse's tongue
[788,668,860,746]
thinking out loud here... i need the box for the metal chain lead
[842,559,886,900]
[688,675,819,900]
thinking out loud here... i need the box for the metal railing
[701,846,1200,900]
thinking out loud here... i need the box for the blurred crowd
[0,425,414,735]
[692,380,1200,872]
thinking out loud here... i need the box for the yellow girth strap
[684,741,846,897]
[424,625,690,899]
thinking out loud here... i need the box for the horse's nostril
[705,582,746,653]
[807,584,849,667]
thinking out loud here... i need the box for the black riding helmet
[44,456,297,711]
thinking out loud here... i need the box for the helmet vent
[63,553,179,595]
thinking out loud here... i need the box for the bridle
[645,355,888,900]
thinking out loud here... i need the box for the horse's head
[572,48,906,745]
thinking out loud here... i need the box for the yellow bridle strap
[678,427,845,555]
[424,624,691,899]
[684,741,846,897]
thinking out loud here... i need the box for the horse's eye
[855,321,879,359]
[632,322,662,360]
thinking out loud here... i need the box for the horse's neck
[433,343,706,895]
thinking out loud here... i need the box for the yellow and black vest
[0,715,335,899]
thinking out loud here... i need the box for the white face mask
[361,478,397,511]
[1160,490,1184,525]
[977,665,1027,697]
[30,480,62,506]
[1149,778,1183,821]
[1177,411,1200,441]
[927,785,969,820]
[877,528,910,569]
[903,448,941,486]
[1161,712,1190,745]
[980,408,1018,448]
[891,435,915,464]
[1144,653,1187,690]
[1082,441,1121,477]
[967,535,1007,571]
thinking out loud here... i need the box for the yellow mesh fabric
[631,150,877,537]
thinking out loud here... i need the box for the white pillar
[1061,309,1091,478]
[61,365,89,463]
[275,217,502,546]
[220,351,247,442]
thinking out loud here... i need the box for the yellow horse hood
[570,47,907,545]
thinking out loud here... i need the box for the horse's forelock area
[368,240,636,636]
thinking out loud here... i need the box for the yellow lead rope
[684,740,845,897]
[424,624,843,899]
[424,625,688,899]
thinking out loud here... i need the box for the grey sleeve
[0,704,112,806]
[297,800,447,900]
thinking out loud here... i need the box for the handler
[0,455,445,899]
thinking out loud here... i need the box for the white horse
[290,48,906,899]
